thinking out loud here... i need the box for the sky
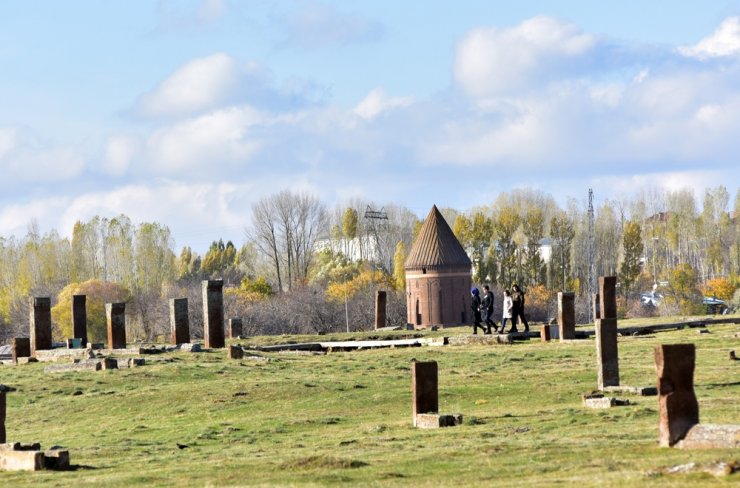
[1,0,740,252]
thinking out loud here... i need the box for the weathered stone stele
[227,345,244,360]
[374,290,387,330]
[557,292,575,341]
[106,303,127,350]
[169,298,190,345]
[655,344,699,447]
[540,324,551,342]
[595,318,619,389]
[598,276,618,319]
[72,294,88,347]
[412,361,438,426]
[228,318,242,339]
[0,390,6,443]
[592,293,600,322]
[12,338,31,364]
[202,280,225,349]
[30,297,52,354]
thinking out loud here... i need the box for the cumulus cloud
[454,16,596,100]
[277,1,384,48]
[354,88,413,120]
[134,53,240,118]
[0,126,86,183]
[146,106,263,173]
[103,135,139,177]
[678,16,740,59]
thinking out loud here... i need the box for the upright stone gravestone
[592,293,600,322]
[595,276,619,389]
[202,280,225,349]
[170,298,190,345]
[72,294,88,346]
[0,389,5,443]
[412,361,438,427]
[374,290,387,330]
[12,338,31,364]
[228,318,242,339]
[655,344,699,447]
[29,297,52,354]
[595,317,619,389]
[106,303,127,350]
[557,292,576,341]
[598,276,617,319]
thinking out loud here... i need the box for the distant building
[405,205,472,329]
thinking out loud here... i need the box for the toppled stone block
[414,413,463,429]
[0,443,45,471]
[34,348,94,362]
[602,385,658,396]
[43,447,70,470]
[675,424,740,449]
[44,358,116,373]
[179,343,202,353]
[648,461,739,477]
[582,393,629,409]
[114,358,145,369]
[0,443,70,471]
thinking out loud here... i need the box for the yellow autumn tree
[52,279,130,343]
[326,269,395,303]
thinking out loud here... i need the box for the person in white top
[500,289,513,334]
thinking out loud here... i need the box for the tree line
[1,185,739,343]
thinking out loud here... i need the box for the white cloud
[454,16,596,100]
[103,135,139,177]
[354,88,413,120]
[278,1,384,49]
[134,53,240,118]
[0,126,85,183]
[146,106,263,172]
[678,17,740,59]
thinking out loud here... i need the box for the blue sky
[1,1,739,251]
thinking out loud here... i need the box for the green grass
[1,320,738,487]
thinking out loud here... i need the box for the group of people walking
[470,284,529,335]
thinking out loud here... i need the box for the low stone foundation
[0,443,69,471]
[582,393,630,409]
[414,413,463,429]
[601,385,658,396]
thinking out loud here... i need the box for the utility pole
[364,206,388,270]
[588,189,595,321]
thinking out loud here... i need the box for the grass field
[1,318,738,487]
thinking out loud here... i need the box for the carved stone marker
[202,280,225,349]
[557,292,575,341]
[170,298,190,345]
[540,324,551,342]
[72,294,88,347]
[0,389,6,443]
[655,344,699,447]
[12,338,31,364]
[227,345,244,360]
[228,318,242,339]
[592,293,600,322]
[596,318,620,389]
[30,297,52,354]
[374,290,387,329]
[412,361,438,426]
[598,276,617,319]
[106,303,127,350]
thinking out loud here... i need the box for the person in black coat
[471,288,483,334]
[481,285,497,334]
[510,284,530,333]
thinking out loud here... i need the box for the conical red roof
[405,205,471,270]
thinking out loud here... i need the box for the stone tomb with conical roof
[405,205,472,329]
